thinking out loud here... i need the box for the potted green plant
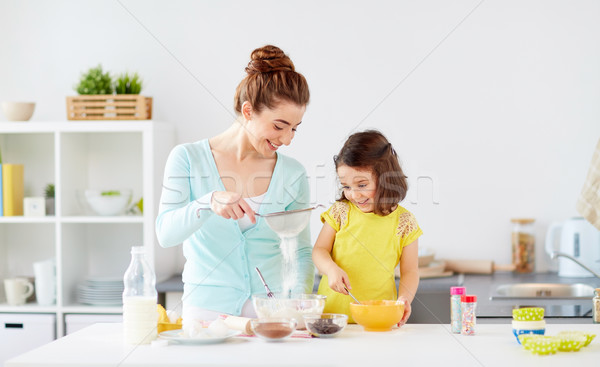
[115,73,143,95]
[75,65,113,95]
[45,183,55,216]
[66,66,152,120]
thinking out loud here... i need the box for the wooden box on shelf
[66,95,153,120]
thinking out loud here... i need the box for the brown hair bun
[234,45,309,114]
[245,45,295,74]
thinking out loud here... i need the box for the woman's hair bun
[245,45,295,74]
[234,44,309,113]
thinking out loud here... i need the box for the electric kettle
[545,217,600,277]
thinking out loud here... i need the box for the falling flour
[280,236,299,297]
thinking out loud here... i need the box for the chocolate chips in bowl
[304,313,348,338]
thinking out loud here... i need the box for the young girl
[312,130,422,326]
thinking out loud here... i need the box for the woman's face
[244,101,306,157]
[337,165,377,213]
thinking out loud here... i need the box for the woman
[156,45,314,322]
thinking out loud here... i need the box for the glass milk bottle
[511,218,535,273]
[123,246,158,344]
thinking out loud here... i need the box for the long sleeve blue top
[155,139,315,315]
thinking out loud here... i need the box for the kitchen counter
[6,323,599,367]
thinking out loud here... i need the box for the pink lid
[450,287,466,295]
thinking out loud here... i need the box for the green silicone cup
[525,336,560,355]
[557,331,596,347]
[512,307,544,321]
[557,334,586,352]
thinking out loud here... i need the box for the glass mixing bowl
[304,313,348,338]
[250,318,297,341]
[252,293,326,329]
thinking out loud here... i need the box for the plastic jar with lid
[450,287,466,333]
[593,288,600,324]
[511,218,535,273]
[461,295,477,335]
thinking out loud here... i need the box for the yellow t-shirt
[317,200,422,322]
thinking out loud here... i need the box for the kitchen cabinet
[0,313,55,364]
[0,121,177,338]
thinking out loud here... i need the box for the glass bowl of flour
[252,294,326,329]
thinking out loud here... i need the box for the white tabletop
[6,323,600,367]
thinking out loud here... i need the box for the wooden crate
[66,95,153,120]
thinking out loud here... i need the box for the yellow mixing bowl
[349,300,404,332]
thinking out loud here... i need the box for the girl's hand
[396,296,411,327]
[327,266,351,295]
[210,191,256,223]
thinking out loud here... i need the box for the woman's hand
[327,266,351,295]
[210,191,256,223]
[397,295,412,327]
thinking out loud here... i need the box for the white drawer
[64,314,122,335]
[1,313,56,365]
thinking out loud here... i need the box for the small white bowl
[1,101,35,121]
[84,189,132,216]
[512,320,546,344]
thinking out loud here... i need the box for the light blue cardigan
[156,139,314,315]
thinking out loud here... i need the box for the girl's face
[244,100,306,157]
[337,165,377,213]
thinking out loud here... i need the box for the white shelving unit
[0,121,177,337]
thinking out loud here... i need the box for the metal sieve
[257,205,324,238]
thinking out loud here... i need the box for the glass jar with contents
[511,218,535,273]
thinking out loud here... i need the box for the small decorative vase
[45,198,55,215]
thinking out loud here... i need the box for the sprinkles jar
[450,287,466,333]
[461,295,477,335]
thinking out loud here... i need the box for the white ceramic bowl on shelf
[83,189,132,216]
[1,101,36,121]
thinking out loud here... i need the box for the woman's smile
[267,140,280,151]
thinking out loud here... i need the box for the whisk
[255,267,274,298]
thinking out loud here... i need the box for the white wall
[1,0,599,273]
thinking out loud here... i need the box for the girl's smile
[337,165,377,213]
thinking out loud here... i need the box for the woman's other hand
[397,295,411,327]
[327,266,351,295]
[210,191,256,223]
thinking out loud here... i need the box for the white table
[6,323,600,367]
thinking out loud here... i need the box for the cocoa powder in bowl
[251,319,296,340]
